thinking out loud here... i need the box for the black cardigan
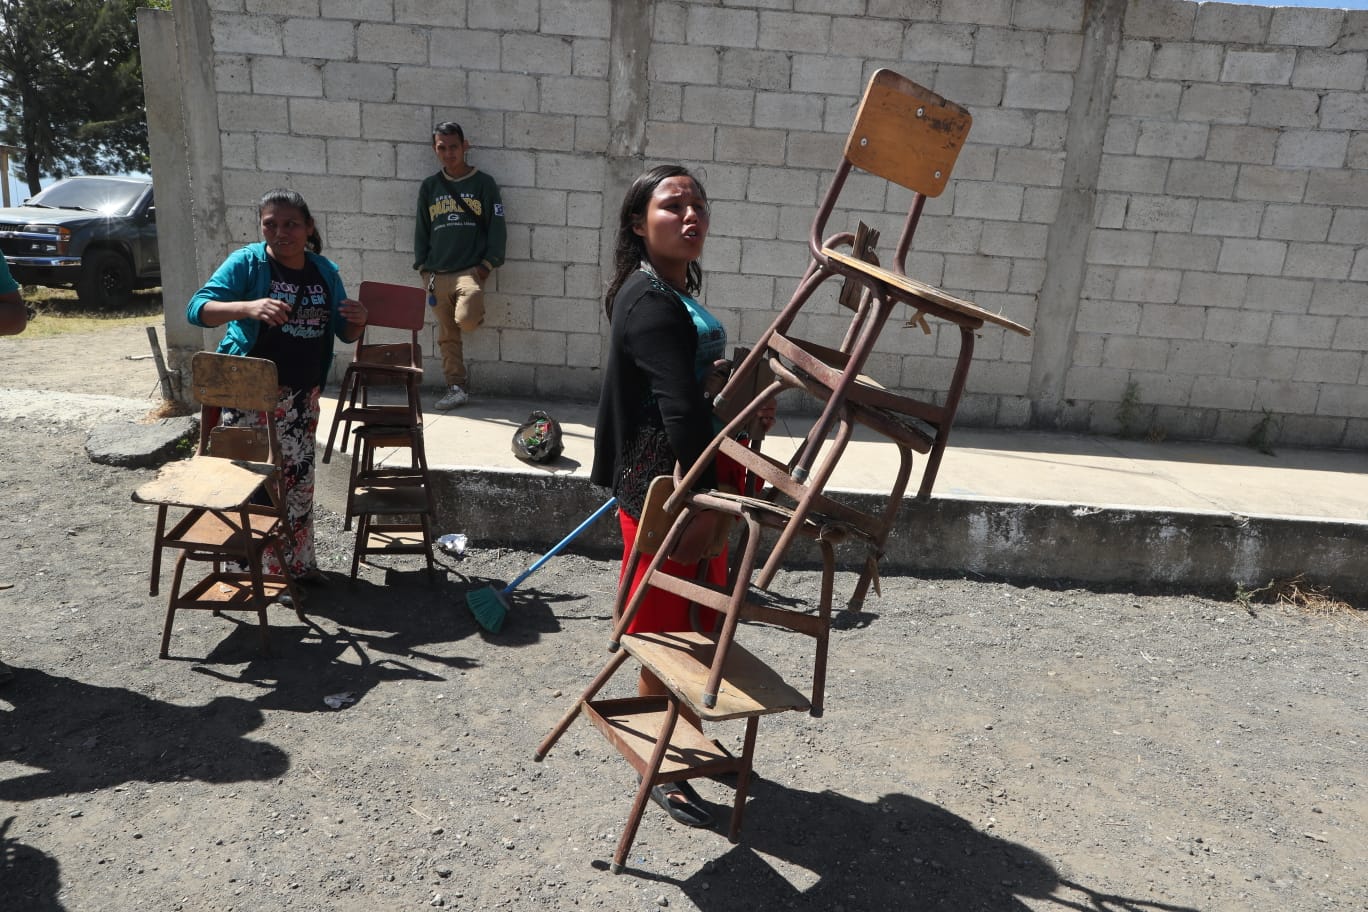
[590,270,719,503]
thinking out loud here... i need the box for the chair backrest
[358,281,426,332]
[845,68,971,197]
[190,352,281,462]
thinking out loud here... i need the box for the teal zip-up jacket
[186,243,351,388]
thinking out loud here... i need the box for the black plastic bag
[511,410,564,463]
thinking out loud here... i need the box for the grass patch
[20,286,163,338]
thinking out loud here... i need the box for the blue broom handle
[500,497,617,595]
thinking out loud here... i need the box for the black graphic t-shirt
[249,256,332,390]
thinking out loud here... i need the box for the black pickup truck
[0,175,160,308]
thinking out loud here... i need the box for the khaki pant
[423,268,485,388]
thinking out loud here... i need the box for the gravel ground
[0,325,1364,912]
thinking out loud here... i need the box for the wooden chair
[676,68,1032,607]
[322,280,426,464]
[132,353,303,658]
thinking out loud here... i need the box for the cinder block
[531,226,599,266]
[1292,50,1368,90]
[221,132,256,170]
[1112,78,1183,118]
[1117,40,1155,80]
[216,54,251,94]
[1246,276,1313,313]
[1235,166,1307,204]
[1096,194,1128,229]
[1140,302,1206,339]
[1264,413,1344,446]
[1116,266,1182,303]
[468,72,537,112]
[919,216,983,254]
[1294,349,1361,383]
[1063,365,1133,403]
[572,38,610,79]
[954,145,999,182]
[1259,205,1332,243]
[468,0,538,31]
[365,102,440,145]
[1195,3,1270,44]
[831,17,902,58]
[709,273,777,312]
[1178,271,1249,309]
[1206,125,1277,164]
[532,297,599,334]
[323,62,395,102]
[994,147,1066,188]
[974,27,1045,69]
[933,65,1006,107]
[1045,33,1082,72]
[502,34,574,76]
[357,23,427,65]
[1154,233,1220,271]
[326,213,398,250]
[1076,298,1142,334]
[1270,313,1337,349]
[498,262,566,297]
[1205,308,1271,345]
[682,86,754,126]
[1304,169,1368,205]
[902,22,976,65]
[564,332,603,373]
[1193,200,1263,238]
[321,0,405,20]
[1128,369,1200,407]
[1124,196,1198,233]
[429,28,500,69]
[1167,161,1239,199]
[1165,341,1242,382]
[541,77,609,118]
[1268,7,1343,48]
[394,0,459,27]
[1177,83,1252,124]
[564,263,601,299]
[758,11,830,53]
[740,238,809,278]
[953,182,1025,221]
[541,0,611,39]
[1136,121,1210,159]
[290,99,362,138]
[720,49,790,91]
[1104,120,1139,154]
[649,43,720,85]
[213,13,284,55]
[1232,346,1298,382]
[786,131,844,170]
[1320,92,1368,131]
[687,6,759,49]
[396,66,466,107]
[534,152,604,192]
[250,57,323,98]
[1249,87,1320,127]
[1307,281,1362,317]
[1087,229,1156,267]
[943,254,1011,292]
[1282,242,1353,280]
[746,167,818,207]
[1222,49,1296,84]
[327,139,396,177]
[1217,239,1287,276]
[499,187,567,227]
[1149,42,1224,82]
[1014,0,1085,33]
[1330,317,1368,351]
[1251,378,1317,413]
[716,127,787,165]
[1274,130,1349,168]
[1002,71,1073,112]
[980,222,1048,259]
[1102,336,1170,371]
[1353,248,1368,281]
[791,54,866,97]
[1316,381,1368,418]
[359,177,414,217]
[1124,0,1197,40]
[754,92,824,131]
[1189,377,1256,411]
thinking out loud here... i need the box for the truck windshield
[26,179,146,216]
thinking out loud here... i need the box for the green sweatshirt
[413,168,507,273]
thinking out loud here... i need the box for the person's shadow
[610,779,1201,912]
[0,815,65,911]
[0,667,286,802]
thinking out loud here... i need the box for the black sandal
[649,781,713,829]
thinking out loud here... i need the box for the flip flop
[650,781,713,829]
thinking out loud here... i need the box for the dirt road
[1,324,1364,911]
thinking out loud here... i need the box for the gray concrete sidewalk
[318,392,1367,602]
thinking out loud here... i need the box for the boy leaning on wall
[413,121,507,410]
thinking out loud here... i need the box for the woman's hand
[246,297,292,327]
[339,298,368,328]
[672,509,726,566]
[702,358,731,400]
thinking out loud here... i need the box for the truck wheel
[77,249,135,309]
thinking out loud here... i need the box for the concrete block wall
[158,0,1368,448]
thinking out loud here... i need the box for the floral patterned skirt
[221,385,321,577]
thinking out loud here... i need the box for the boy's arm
[412,182,431,271]
[481,179,506,274]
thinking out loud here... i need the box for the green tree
[0,0,155,194]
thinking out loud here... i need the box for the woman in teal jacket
[187,188,367,583]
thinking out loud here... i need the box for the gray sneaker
[435,385,469,410]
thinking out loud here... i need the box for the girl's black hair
[603,165,707,318]
[258,188,323,254]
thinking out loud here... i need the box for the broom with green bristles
[465,497,617,633]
